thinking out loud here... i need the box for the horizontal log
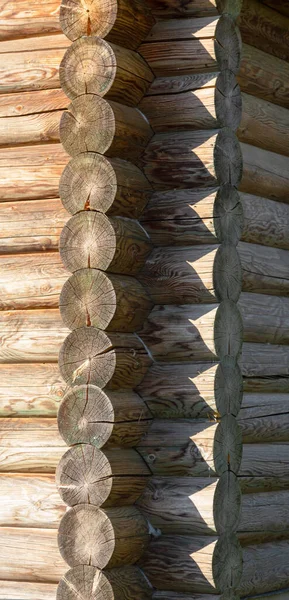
[57,565,153,600]
[0,253,69,310]
[261,0,289,17]
[0,581,57,600]
[240,142,289,202]
[143,0,242,18]
[0,111,62,147]
[0,363,65,417]
[140,536,289,596]
[152,591,289,600]
[0,473,65,528]
[139,39,217,76]
[239,0,289,61]
[0,0,60,40]
[56,445,150,507]
[58,505,151,569]
[141,188,289,250]
[0,418,64,447]
[0,88,67,117]
[145,16,219,41]
[0,527,66,582]
[148,72,218,95]
[0,198,68,253]
[0,143,69,201]
[0,447,65,473]
[238,93,289,157]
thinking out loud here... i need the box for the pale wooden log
[0,581,57,600]
[0,198,68,253]
[0,363,65,417]
[59,327,151,390]
[58,505,151,569]
[143,129,242,189]
[59,153,152,218]
[0,447,65,473]
[60,269,152,332]
[144,0,242,18]
[0,253,69,310]
[0,89,67,117]
[0,527,66,582]
[0,473,65,528]
[141,188,289,250]
[0,34,69,93]
[60,96,153,161]
[59,212,151,275]
[0,111,62,147]
[140,536,289,596]
[148,72,218,95]
[57,565,153,600]
[59,37,153,106]
[0,0,60,40]
[0,418,64,447]
[0,309,68,362]
[58,385,152,447]
[238,44,289,109]
[0,143,69,201]
[239,0,289,62]
[56,445,150,507]
[59,0,154,49]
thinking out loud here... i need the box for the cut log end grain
[58,505,150,569]
[213,184,244,245]
[212,534,243,592]
[213,471,241,535]
[215,71,242,131]
[215,356,243,417]
[213,414,243,475]
[59,211,152,275]
[60,0,117,41]
[59,327,151,389]
[59,153,152,218]
[57,565,153,600]
[60,268,152,332]
[215,14,242,73]
[214,300,243,360]
[214,128,243,187]
[57,384,152,447]
[213,244,242,302]
[56,444,149,507]
[59,37,117,100]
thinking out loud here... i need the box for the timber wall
[1,0,289,599]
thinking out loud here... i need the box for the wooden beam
[0,89,67,117]
[239,0,289,62]
[261,0,289,18]
[0,581,57,600]
[0,0,60,40]
[0,111,62,147]
[142,0,242,19]
[0,447,65,473]
[0,418,64,447]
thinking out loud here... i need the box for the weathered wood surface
[152,589,289,600]
[0,581,57,600]
[0,88,67,117]
[0,447,65,473]
[238,44,289,109]
[0,111,62,146]
[261,0,289,17]
[0,0,60,40]
[145,16,219,42]
[144,0,242,18]
[0,473,65,528]
[239,0,289,62]
[139,39,217,76]
[0,144,68,201]
[240,142,289,202]
[0,253,69,310]
[0,418,64,447]
[0,527,66,582]
[0,198,68,253]
[148,72,218,95]
[0,363,65,417]
[141,188,289,249]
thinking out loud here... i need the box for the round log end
[213,244,242,302]
[214,300,243,360]
[60,95,115,157]
[213,533,243,592]
[213,414,243,476]
[215,356,243,417]
[60,0,117,42]
[214,128,243,187]
[216,0,242,19]
[213,471,241,534]
[213,184,244,245]
[215,71,242,131]
[215,14,242,74]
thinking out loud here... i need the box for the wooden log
[143,0,242,18]
[148,72,219,96]
[0,363,65,417]
[238,93,289,158]
[239,0,289,62]
[0,253,69,310]
[141,188,289,250]
[140,536,289,596]
[0,473,65,528]
[145,16,219,41]
[0,198,68,253]
[261,0,289,17]
[60,95,153,161]
[59,0,154,49]
[0,418,64,447]
[138,40,218,77]
[57,565,153,600]
[0,143,69,201]
[60,269,153,332]
[56,445,150,507]
[0,447,65,473]
[59,327,151,390]
[139,293,289,362]
[0,309,68,362]
[59,153,152,219]
[0,527,66,582]
[0,581,57,600]
[58,505,151,569]
[58,385,152,447]
[139,242,289,305]
[238,44,289,109]
[59,37,153,106]
[59,212,152,275]
[0,34,69,94]
[143,129,243,189]
[0,111,62,147]
[0,89,67,117]
[240,142,289,202]
[0,0,60,40]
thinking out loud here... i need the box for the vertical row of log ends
[56,0,156,598]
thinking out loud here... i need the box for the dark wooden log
[0,417,64,448]
[144,0,242,18]
[0,580,57,600]
[59,327,151,390]
[239,0,289,62]
[57,565,153,600]
[58,505,151,569]
[238,44,289,109]
[56,445,150,507]
[59,212,151,275]
[238,93,289,158]
[261,0,289,17]
[57,385,152,447]
[0,88,67,117]
[59,0,154,49]
[60,269,152,332]
[59,153,152,218]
